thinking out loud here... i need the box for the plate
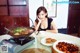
[53,40,80,53]
[41,37,56,46]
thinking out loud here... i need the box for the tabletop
[0,31,80,53]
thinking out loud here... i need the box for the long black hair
[36,6,48,23]
[36,6,48,18]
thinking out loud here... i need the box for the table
[21,31,80,53]
[0,31,80,53]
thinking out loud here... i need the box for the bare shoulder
[50,20,58,29]
[51,20,56,25]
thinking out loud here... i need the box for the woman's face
[38,11,47,19]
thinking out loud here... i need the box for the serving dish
[53,40,80,53]
[41,37,56,46]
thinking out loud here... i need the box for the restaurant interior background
[0,0,80,37]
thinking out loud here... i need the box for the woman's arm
[34,21,41,31]
[46,21,58,33]
[34,18,41,31]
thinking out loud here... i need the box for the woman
[34,6,58,33]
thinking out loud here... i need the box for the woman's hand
[37,17,41,23]
[34,17,42,31]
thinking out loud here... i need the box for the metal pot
[5,27,35,38]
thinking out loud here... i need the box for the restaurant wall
[29,0,69,29]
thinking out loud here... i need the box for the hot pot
[5,27,35,45]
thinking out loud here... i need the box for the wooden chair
[78,26,80,37]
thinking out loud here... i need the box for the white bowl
[53,40,79,53]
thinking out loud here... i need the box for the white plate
[53,40,80,53]
[41,37,56,46]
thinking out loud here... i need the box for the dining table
[0,31,80,53]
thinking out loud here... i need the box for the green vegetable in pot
[13,27,26,33]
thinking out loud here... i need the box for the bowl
[53,40,80,53]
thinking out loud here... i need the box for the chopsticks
[36,31,39,35]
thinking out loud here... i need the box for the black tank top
[38,18,53,31]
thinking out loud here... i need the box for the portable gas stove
[0,36,35,53]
